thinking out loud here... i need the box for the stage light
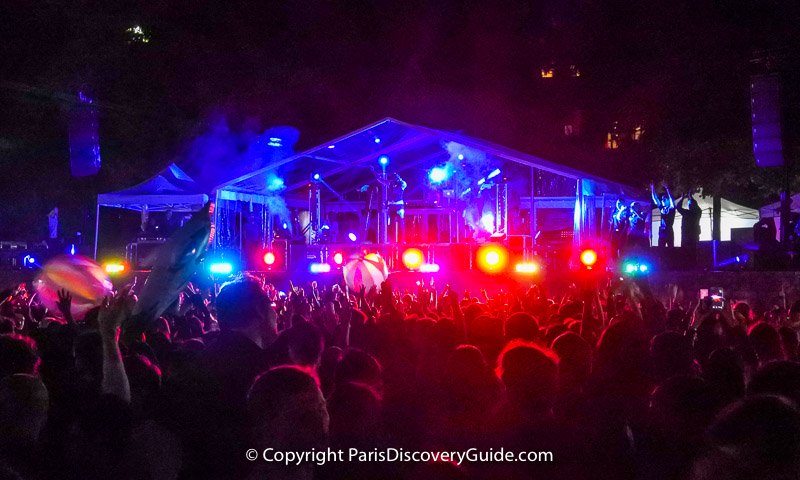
[477,178,486,185]
[267,176,285,191]
[621,259,652,276]
[348,232,357,242]
[624,262,636,274]
[282,222,289,229]
[487,168,501,180]
[480,213,495,232]
[68,244,76,255]
[420,263,440,273]
[22,255,36,268]
[104,262,125,274]
[429,167,449,184]
[457,154,465,160]
[267,137,282,147]
[333,252,344,265]
[263,251,276,265]
[373,137,381,144]
[402,248,424,270]
[476,244,509,273]
[579,249,598,268]
[309,263,331,273]
[514,262,539,274]
[378,155,389,166]
[209,262,233,274]
[327,144,335,149]
[312,173,321,181]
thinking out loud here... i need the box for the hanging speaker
[68,91,101,176]
[750,74,784,168]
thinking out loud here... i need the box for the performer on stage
[676,190,702,255]
[651,181,676,247]
[610,199,629,259]
[627,202,649,250]
[387,172,407,243]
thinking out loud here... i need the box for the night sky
[1,0,798,239]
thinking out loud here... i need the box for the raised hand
[56,288,74,323]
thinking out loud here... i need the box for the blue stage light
[312,173,321,181]
[378,155,389,166]
[327,144,335,149]
[268,176,285,191]
[487,168,501,180]
[209,262,233,274]
[348,232,357,242]
[429,167,449,184]
[457,154,465,161]
[309,263,331,273]
[22,255,36,267]
[373,137,381,144]
[68,244,76,255]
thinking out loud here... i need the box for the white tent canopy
[651,195,759,246]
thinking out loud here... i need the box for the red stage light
[476,244,509,273]
[579,249,598,268]
[263,251,276,265]
[514,262,539,274]
[402,248,424,270]
[333,252,344,265]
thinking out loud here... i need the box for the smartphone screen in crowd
[709,287,724,310]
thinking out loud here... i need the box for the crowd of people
[2,273,800,479]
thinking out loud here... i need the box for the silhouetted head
[247,366,328,452]
[216,276,276,342]
[504,312,539,342]
[336,349,382,394]
[285,321,325,367]
[650,331,695,382]
[748,322,785,366]
[496,341,558,415]
[0,374,49,446]
[551,332,592,392]
[0,334,39,379]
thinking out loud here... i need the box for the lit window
[569,64,581,77]
[605,133,619,149]
[540,64,555,78]
[126,25,150,44]
[631,124,644,141]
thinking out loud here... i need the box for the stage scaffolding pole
[93,203,100,259]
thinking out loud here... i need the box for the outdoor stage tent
[94,163,209,257]
[213,117,645,250]
[650,194,759,246]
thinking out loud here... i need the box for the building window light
[126,25,151,44]
[631,124,644,141]
[540,67,555,78]
[569,64,581,77]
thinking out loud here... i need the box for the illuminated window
[631,124,644,141]
[569,64,581,77]
[605,133,619,149]
[540,67,554,78]
[126,25,150,44]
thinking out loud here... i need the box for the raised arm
[98,293,132,403]
[650,182,659,207]
[675,195,688,215]
[663,183,675,209]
